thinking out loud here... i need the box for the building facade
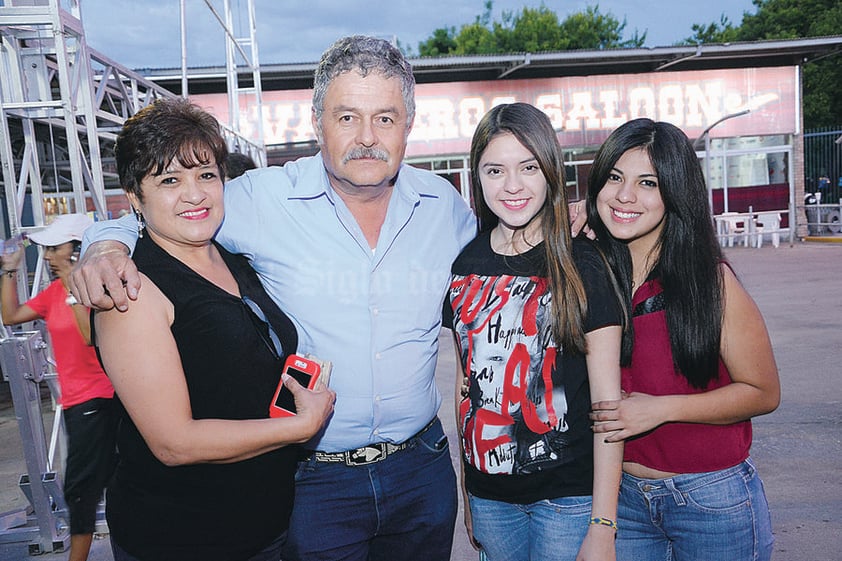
[146,37,842,239]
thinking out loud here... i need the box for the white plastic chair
[754,212,782,247]
[715,212,749,247]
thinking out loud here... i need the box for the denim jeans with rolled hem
[617,458,774,561]
[468,494,592,561]
[283,417,457,561]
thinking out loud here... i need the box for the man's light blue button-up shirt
[89,154,476,452]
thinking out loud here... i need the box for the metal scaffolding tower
[0,0,266,553]
[199,0,266,166]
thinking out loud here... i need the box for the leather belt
[314,442,408,466]
[311,418,437,467]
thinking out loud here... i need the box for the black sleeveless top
[104,236,299,561]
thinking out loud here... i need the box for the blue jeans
[283,417,457,561]
[468,494,592,561]
[617,458,774,561]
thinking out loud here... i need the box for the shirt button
[373,428,380,436]
[372,308,379,316]
[375,353,382,360]
[375,395,382,402]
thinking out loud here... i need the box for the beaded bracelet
[589,517,618,531]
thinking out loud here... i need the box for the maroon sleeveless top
[622,278,751,473]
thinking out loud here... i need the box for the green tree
[737,0,841,39]
[743,0,842,129]
[417,2,644,56]
[417,27,458,57]
[454,22,499,54]
[560,6,646,50]
[683,15,740,44]
[685,0,842,127]
[505,6,564,52]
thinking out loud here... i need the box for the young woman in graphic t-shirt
[445,103,624,561]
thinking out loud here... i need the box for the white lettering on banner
[458,97,486,137]
[599,90,626,129]
[413,98,460,141]
[490,96,517,108]
[658,84,684,123]
[564,91,601,130]
[628,87,657,120]
[684,82,723,127]
[196,67,793,152]
[535,94,563,129]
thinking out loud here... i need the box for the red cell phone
[269,354,324,418]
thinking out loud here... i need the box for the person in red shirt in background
[1,213,116,561]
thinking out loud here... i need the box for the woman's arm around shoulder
[95,274,334,466]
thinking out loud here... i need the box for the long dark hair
[586,118,724,388]
[470,102,587,353]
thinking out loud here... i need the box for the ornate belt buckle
[345,444,387,466]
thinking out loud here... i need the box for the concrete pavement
[0,241,840,560]
[722,242,842,561]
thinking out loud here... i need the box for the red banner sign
[193,66,797,157]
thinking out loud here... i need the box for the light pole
[694,109,751,211]
[180,0,188,98]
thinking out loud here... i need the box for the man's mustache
[343,147,389,163]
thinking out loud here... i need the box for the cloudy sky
[77,0,757,71]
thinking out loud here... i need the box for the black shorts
[63,397,118,535]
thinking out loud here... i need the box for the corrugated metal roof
[137,36,842,95]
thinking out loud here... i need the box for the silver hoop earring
[134,208,145,238]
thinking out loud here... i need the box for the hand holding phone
[269,354,332,418]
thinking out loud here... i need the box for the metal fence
[804,127,842,235]
[803,199,842,235]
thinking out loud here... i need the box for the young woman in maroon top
[587,118,780,561]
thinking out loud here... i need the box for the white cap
[28,214,94,246]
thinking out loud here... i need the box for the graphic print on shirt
[450,272,570,475]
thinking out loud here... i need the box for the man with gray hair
[70,35,476,560]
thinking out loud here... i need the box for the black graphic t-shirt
[444,232,620,503]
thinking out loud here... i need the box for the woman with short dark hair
[95,98,334,561]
